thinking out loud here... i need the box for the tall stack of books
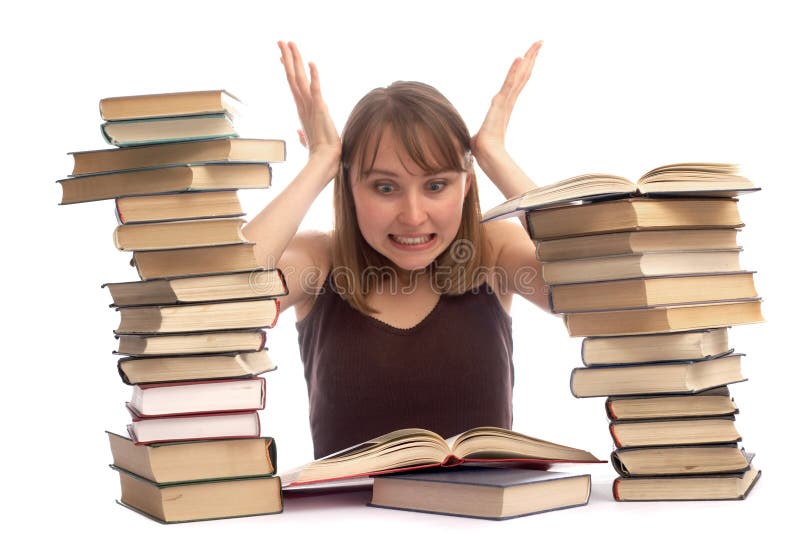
[59,90,287,522]
[484,163,764,502]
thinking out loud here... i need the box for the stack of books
[484,163,764,502]
[58,90,287,522]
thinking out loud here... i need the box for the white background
[4,0,798,530]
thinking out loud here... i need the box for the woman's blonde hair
[331,81,488,314]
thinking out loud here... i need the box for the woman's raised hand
[471,41,542,163]
[278,41,341,169]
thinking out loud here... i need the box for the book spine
[609,423,622,448]
[605,398,618,420]
[612,478,622,501]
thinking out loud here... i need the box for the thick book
[482,162,757,221]
[369,468,591,520]
[102,113,237,146]
[115,190,243,224]
[541,249,743,285]
[132,242,261,280]
[611,444,751,477]
[99,89,243,121]
[281,426,602,488]
[58,163,271,205]
[563,299,764,337]
[613,463,760,501]
[605,387,738,421]
[115,329,266,356]
[127,409,261,445]
[534,229,740,262]
[570,353,745,398]
[609,416,741,448]
[112,466,282,523]
[105,270,287,307]
[523,197,743,241]
[550,272,758,313]
[113,217,248,251]
[117,349,276,385]
[129,377,266,417]
[107,432,276,483]
[114,298,279,334]
[582,328,730,366]
[68,137,285,176]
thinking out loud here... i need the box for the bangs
[353,107,468,181]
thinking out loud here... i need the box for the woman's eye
[375,183,394,194]
[428,181,446,192]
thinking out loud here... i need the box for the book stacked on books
[483,163,764,502]
[59,90,286,522]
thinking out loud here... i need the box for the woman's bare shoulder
[277,230,334,315]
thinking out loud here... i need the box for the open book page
[280,428,449,487]
[482,162,758,222]
[482,174,636,221]
[448,427,602,462]
[638,162,757,195]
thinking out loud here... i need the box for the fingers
[289,41,311,101]
[507,41,542,109]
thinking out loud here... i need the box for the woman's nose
[397,190,428,226]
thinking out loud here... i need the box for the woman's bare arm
[242,41,340,311]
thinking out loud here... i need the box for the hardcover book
[107,432,277,483]
[112,466,282,523]
[369,467,591,520]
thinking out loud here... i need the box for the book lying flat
[117,349,276,385]
[534,229,740,262]
[524,197,743,241]
[582,329,730,366]
[115,190,244,224]
[482,162,757,221]
[105,270,287,307]
[102,113,237,146]
[127,409,261,445]
[114,298,279,334]
[129,377,266,417]
[542,249,743,285]
[107,432,277,484]
[550,272,758,313]
[563,299,764,337]
[613,463,760,501]
[281,426,602,488]
[369,468,591,520]
[611,444,751,477]
[605,387,738,421]
[113,218,249,251]
[69,137,285,176]
[132,243,262,280]
[570,353,745,398]
[58,163,271,205]
[112,466,282,523]
[609,416,741,448]
[115,329,266,357]
[100,89,243,121]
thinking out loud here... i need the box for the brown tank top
[296,272,514,459]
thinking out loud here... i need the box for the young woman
[243,41,549,458]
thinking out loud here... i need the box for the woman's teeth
[391,234,433,245]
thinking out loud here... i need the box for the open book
[482,162,758,221]
[280,426,602,488]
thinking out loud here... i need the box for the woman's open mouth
[389,233,437,249]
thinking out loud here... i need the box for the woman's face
[350,129,470,273]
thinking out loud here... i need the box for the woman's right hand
[278,41,341,174]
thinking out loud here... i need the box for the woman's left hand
[471,41,542,163]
